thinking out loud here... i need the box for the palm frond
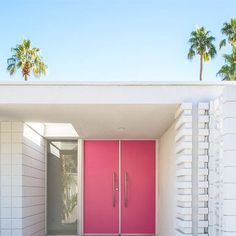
[7,64,17,75]
[203,52,210,62]
[187,26,216,60]
[217,49,236,81]
[187,48,195,60]
[221,18,236,47]
[219,39,226,49]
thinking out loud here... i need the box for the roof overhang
[0,81,229,139]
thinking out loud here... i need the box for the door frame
[77,139,159,236]
[45,138,80,236]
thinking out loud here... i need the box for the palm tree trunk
[200,55,203,81]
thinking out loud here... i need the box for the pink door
[84,141,119,234]
[84,140,155,235]
[121,141,156,234]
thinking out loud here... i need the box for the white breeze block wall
[0,122,46,236]
[175,103,193,236]
[222,86,236,236]
[198,103,210,236]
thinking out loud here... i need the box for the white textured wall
[209,98,223,236]
[222,86,236,235]
[0,122,46,236]
[158,123,176,236]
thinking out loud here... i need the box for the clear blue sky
[0,0,235,82]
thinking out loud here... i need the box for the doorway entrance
[84,140,156,235]
[47,140,78,235]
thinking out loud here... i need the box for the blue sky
[0,0,235,82]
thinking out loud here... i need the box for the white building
[0,81,236,236]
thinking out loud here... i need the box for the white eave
[0,80,235,86]
[0,80,229,105]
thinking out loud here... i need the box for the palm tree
[7,39,47,81]
[220,18,236,49]
[218,18,236,81]
[188,27,217,81]
[217,49,236,80]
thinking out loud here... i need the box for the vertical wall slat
[208,98,223,236]
[175,103,193,235]
[198,103,210,236]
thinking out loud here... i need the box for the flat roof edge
[0,81,235,86]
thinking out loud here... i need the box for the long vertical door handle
[112,172,116,207]
[125,172,128,208]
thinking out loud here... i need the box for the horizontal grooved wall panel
[0,122,46,236]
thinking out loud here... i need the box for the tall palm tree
[220,18,236,49]
[7,39,47,81]
[188,27,217,81]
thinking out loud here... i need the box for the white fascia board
[0,82,225,105]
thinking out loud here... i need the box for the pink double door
[84,140,156,235]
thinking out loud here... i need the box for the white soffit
[0,104,177,139]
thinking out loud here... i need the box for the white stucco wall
[158,123,176,236]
